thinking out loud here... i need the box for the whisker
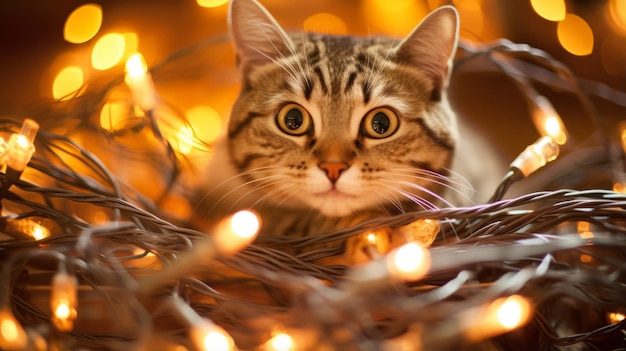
[380,178,454,208]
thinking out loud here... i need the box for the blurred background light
[557,13,594,56]
[52,66,84,101]
[91,33,126,70]
[63,3,103,44]
[530,0,566,21]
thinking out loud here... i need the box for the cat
[196,0,503,241]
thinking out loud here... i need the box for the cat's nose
[319,162,349,183]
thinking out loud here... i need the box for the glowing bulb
[266,332,294,351]
[619,121,626,154]
[50,271,78,331]
[175,125,195,155]
[509,136,559,178]
[557,14,594,56]
[63,3,103,44]
[386,242,430,281]
[531,96,568,145]
[52,66,84,101]
[496,295,530,330]
[530,0,566,21]
[608,312,626,323]
[366,233,377,244]
[0,310,27,350]
[213,210,261,254]
[91,33,126,70]
[7,119,39,172]
[465,295,532,342]
[30,223,51,241]
[125,53,156,111]
[189,319,235,351]
[396,218,440,247]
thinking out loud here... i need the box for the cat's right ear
[228,0,294,74]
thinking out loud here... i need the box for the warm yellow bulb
[51,272,78,331]
[530,0,566,21]
[0,310,27,350]
[496,295,530,330]
[125,53,148,80]
[532,96,568,145]
[557,14,594,56]
[189,320,235,351]
[52,66,84,101]
[386,242,430,281]
[91,33,126,70]
[266,332,294,351]
[608,312,626,324]
[213,210,261,254]
[510,136,560,177]
[63,3,103,44]
[196,0,229,8]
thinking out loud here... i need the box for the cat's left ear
[395,6,459,101]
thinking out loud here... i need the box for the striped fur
[199,0,488,237]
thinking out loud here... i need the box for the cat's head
[226,0,459,217]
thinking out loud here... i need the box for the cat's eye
[276,103,312,136]
[361,107,399,139]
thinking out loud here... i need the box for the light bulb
[124,53,156,111]
[531,96,568,145]
[608,311,625,324]
[386,242,431,282]
[464,295,532,342]
[189,319,236,351]
[213,210,261,254]
[265,332,294,351]
[50,271,78,331]
[7,119,39,172]
[0,310,27,350]
[396,218,440,247]
[510,136,559,177]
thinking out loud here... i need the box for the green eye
[276,103,312,135]
[361,107,399,138]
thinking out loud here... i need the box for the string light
[265,332,295,351]
[396,218,440,247]
[213,210,261,255]
[7,118,39,175]
[386,242,431,282]
[464,295,533,342]
[189,319,236,351]
[0,310,28,350]
[125,53,156,112]
[607,312,625,324]
[510,136,560,178]
[50,268,78,332]
[531,96,568,145]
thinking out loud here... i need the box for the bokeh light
[362,0,429,35]
[457,0,484,38]
[186,105,223,144]
[52,66,84,101]
[91,33,127,70]
[63,3,103,44]
[100,101,130,131]
[530,0,566,22]
[608,0,626,33]
[557,14,594,56]
[303,13,348,35]
[196,0,229,8]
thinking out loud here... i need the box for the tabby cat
[199,0,502,239]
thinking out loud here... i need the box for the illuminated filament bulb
[0,309,27,350]
[189,319,236,351]
[510,136,559,177]
[386,242,431,282]
[531,96,568,145]
[7,118,39,172]
[608,311,625,324]
[50,271,78,331]
[265,332,294,351]
[125,53,156,111]
[464,295,533,342]
[213,210,261,255]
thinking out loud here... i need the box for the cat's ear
[395,6,459,101]
[228,0,294,74]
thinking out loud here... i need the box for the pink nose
[319,162,349,183]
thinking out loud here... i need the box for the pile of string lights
[0,34,625,351]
